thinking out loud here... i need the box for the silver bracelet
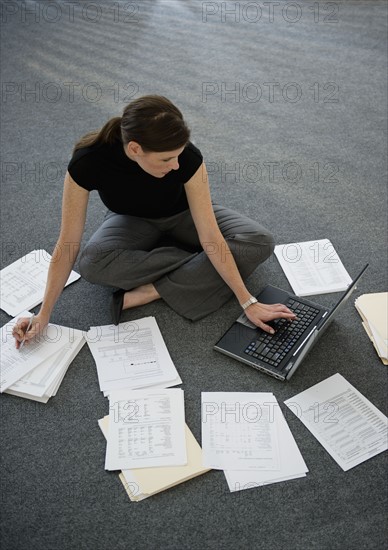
[241,296,258,310]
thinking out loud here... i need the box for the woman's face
[125,142,185,178]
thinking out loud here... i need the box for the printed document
[0,250,80,316]
[274,239,352,296]
[5,329,85,402]
[285,373,388,471]
[87,317,180,393]
[0,313,77,393]
[201,392,280,471]
[224,397,308,492]
[105,388,187,470]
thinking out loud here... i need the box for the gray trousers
[78,205,274,321]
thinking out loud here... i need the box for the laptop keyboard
[244,299,320,369]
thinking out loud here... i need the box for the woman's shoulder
[67,140,123,191]
[184,141,203,162]
[68,140,116,168]
[176,142,203,183]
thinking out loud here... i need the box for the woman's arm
[13,171,89,347]
[185,162,295,333]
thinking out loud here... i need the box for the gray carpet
[1,1,387,549]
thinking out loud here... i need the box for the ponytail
[72,116,122,153]
[72,96,190,154]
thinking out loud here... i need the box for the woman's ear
[126,141,143,158]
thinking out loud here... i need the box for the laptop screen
[316,264,369,334]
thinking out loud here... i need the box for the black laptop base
[214,286,329,381]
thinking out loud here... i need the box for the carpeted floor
[1,1,387,549]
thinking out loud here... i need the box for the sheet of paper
[201,392,280,471]
[0,313,75,392]
[224,401,308,491]
[99,416,210,501]
[87,317,180,393]
[5,329,85,400]
[105,388,187,470]
[274,239,352,296]
[0,250,80,316]
[285,373,388,471]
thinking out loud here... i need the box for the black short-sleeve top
[67,139,203,218]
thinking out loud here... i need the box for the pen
[19,314,35,350]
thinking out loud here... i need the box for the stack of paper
[1,313,85,402]
[355,293,388,365]
[0,250,80,316]
[201,392,308,492]
[274,239,352,296]
[285,373,388,471]
[99,388,210,501]
[86,317,182,394]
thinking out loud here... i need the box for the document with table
[0,250,80,316]
[105,388,187,470]
[285,373,388,471]
[201,392,308,492]
[86,317,182,394]
[274,239,352,296]
[224,403,309,491]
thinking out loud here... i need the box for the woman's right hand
[12,313,49,349]
[244,301,296,334]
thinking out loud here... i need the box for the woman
[13,95,295,347]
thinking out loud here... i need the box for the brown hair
[73,95,190,153]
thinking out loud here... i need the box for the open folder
[355,293,388,365]
[98,416,211,501]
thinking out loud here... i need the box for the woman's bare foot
[122,283,161,310]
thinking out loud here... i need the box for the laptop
[214,264,369,381]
